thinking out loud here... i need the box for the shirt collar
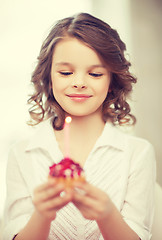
[25,119,126,155]
[25,118,59,157]
[94,122,126,151]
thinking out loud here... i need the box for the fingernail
[60,191,66,198]
[74,187,86,195]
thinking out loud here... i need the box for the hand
[72,181,113,221]
[32,178,73,221]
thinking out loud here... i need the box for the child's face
[51,37,111,118]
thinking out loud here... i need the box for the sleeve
[121,142,156,240]
[3,147,34,240]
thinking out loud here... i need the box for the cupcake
[49,157,85,188]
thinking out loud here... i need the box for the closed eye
[89,73,103,77]
[59,71,73,76]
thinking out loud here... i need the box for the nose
[71,74,87,89]
[73,83,86,89]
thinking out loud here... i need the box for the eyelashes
[58,71,103,78]
[59,72,73,76]
[89,73,103,77]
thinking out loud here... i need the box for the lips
[66,94,92,102]
[67,94,92,98]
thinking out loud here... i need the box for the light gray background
[0,0,161,235]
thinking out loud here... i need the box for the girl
[3,13,156,240]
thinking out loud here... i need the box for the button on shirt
[3,119,156,240]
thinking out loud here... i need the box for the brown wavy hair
[28,12,137,130]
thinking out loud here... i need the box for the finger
[34,183,66,204]
[72,197,99,220]
[73,182,95,197]
[73,190,96,207]
[73,193,108,221]
[34,178,57,194]
[74,182,105,200]
[41,189,73,211]
[55,190,73,210]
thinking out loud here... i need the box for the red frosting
[49,157,84,178]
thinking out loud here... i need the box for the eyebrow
[55,62,106,68]
[55,62,72,66]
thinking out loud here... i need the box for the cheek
[51,75,64,93]
[97,80,110,96]
[51,78,61,100]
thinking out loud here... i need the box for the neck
[54,111,106,163]
[67,111,105,139]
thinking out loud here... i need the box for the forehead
[52,37,105,67]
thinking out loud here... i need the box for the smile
[66,94,92,102]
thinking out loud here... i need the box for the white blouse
[3,119,156,240]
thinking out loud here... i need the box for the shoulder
[103,123,154,154]
[124,132,155,162]
[125,131,154,152]
[110,126,156,185]
[10,138,30,154]
[112,124,154,150]
[7,118,58,172]
[105,123,156,167]
[7,138,33,173]
[115,127,156,172]
[10,118,54,154]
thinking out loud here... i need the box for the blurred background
[0,0,162,237]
